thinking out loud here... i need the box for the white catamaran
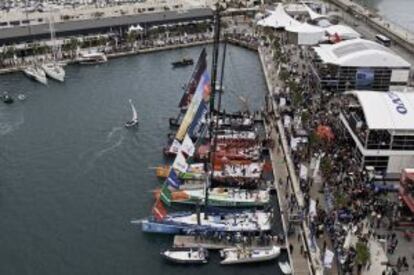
[125,99,139,128]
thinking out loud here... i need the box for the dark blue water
[0,45,284,275]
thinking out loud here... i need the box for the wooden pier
[173,235,287,250]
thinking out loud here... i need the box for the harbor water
[0,45,284,275]
[356,0,414,30]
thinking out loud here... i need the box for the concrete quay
[259,46,324,275]
[327,0,414,54]
[0,35,260,75]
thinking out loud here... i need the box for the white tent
[257,3,301,29]
[128,24,143,32]
[285,22,325,45]
[257,3,325,45]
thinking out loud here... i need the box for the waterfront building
[339,91,414,174]
[0,8,213,44]
[312,38,411,92]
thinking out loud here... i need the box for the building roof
[313,38,411,67]
[353,91,414,130]
[325,24,361,39]
[285,22,324,33]
[0,8,213,43]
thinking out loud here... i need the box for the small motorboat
[17,94,26,101]
[1,93,14,104]
[219,246,281,265]
[279,261,292,274]
[125,99,139,128]
[171,58,194,68]
[42,62,65,82]
[23,65,48,85]
[161,248,208,264]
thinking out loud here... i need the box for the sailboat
[136,210,272,234]
[219,246,281,265]
[42,14,65,82]
[42,63,65,82]
[154,187,270,207]
[125,99,139,128]
[23,65,48,85]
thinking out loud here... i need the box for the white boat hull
[279,261,292,274]
[161,248,208,264]
[42,63,65,82]
[220,246,281,265]
[23,66,48,85]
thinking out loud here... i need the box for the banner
[152,198,167,221]
[323,249,335,269]
[166,169,183,189]
[160,184,172,205]
[188,96,209,139]
[179,49,207,109]
[181,134,195,157]
[176,70,211,141]
[172,152,188,173]
[355,68,374,89]
[169,139,181,154]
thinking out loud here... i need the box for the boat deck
[173,235,287,250]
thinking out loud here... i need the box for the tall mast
[209,5,221,112]
[205,2,226,219]
[49,13,57,61]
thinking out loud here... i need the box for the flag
[152,198,167,221]
[181,134,195,157]
[323,249,335,268]
[166,169,183,189]
[172,152,188,173]
[160,184,172,205]
[169,139,181,154]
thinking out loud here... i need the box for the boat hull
[125,120,139,128]
[220,246,281,265]
[23,69,48,85]
[141,221,183,234]
[161,248,208,264]
[140,211,272,235]
[172,198,267,207]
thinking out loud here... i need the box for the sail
[175,69,211,141]
[129,99,138,121]
[178,49,207,109]
[181,134,195,157]
[187,77,211,139]
[172,151,189,173]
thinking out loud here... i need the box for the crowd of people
[261,30,413,274]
